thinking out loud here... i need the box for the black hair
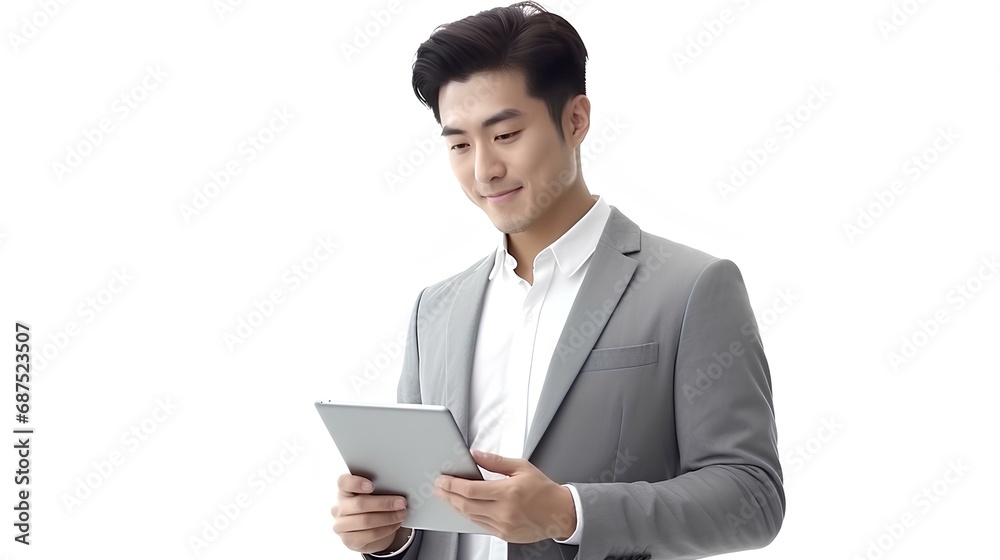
[411,1,588,142]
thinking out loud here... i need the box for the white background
[1,0,998,558]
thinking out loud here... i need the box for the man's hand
[331,474,411,554]
[433,450,577,543]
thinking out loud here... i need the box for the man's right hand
[331,473,412,555]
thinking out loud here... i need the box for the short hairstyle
[411,1,588,142]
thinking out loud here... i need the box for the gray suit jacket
[363,205,784,560]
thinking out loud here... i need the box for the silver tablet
[315,400,489,534]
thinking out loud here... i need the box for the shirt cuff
[552,484,583,545]
[369,527,415,557]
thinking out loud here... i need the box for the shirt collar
[488,194,610,281]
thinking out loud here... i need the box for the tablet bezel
[316,400,489,535]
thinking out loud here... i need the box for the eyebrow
[440,108,524,137]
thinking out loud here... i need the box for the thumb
[471,449,521,474]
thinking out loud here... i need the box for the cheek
[515,140,547,180]
[454,156,476,179]
[449,158,470,183]
[529,135,564,170]
[458,179,479,204]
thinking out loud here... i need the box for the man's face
[438,69,582,235]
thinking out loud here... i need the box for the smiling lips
[484,186,522,202]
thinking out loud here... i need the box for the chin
[493,214,532,235]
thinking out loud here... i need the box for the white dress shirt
[374,194,610,559]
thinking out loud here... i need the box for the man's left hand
[433,450,577,543]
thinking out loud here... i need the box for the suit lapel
[444,255,491,446]
[443,206,642,461]
[522,207,640,460]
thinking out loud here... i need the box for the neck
[507,189,598,283]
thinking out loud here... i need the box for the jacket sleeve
[362,288,427,560]
[363,528,423,559]
[568,258,785,560]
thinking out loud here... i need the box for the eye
[450,131,520,153]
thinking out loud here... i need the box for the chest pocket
[579,341,658,373]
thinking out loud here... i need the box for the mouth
[484,186,523,202]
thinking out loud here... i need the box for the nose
[474,142,505,185]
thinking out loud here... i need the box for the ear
[563,94,591,150]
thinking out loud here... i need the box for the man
[331,2,784,559]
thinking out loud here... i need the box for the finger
[439,476,500,501]
[342,521,403,552]
[464,513,502,536]
[340,494,407,517]
[434,487,492,517]
[334,509,408,534]
[337,474,374,496]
